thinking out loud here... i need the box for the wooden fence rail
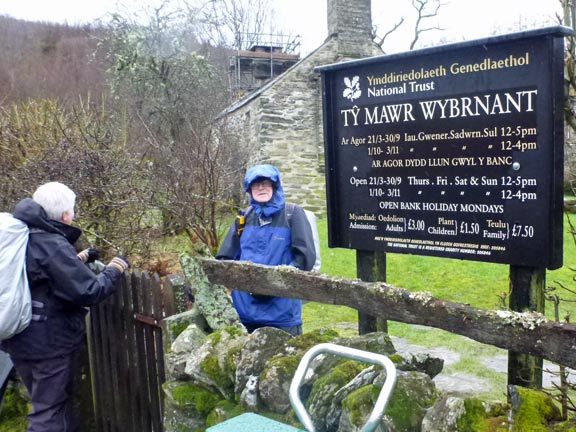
[195,257,576,369]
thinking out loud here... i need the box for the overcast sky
[0,0,563,54]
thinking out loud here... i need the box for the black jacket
[1,198,122,360]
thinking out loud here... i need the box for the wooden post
[508,265,545,389]
[356,250,387,334]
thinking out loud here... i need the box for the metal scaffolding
[229,32,301,99]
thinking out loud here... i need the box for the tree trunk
[196,257,576,369]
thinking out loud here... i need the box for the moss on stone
[170,382,223,416]
[223,325,244,338]
[206,331,222,346]
[308,359,364,403]
[456,398,490,432]
[385,380,430,431]
[511,387,561,432]
[341,384,375,426]
[225,344,242,378]
[388,353,404,364]
[200,353,232,394]
[287,327,339,351]
[205,400,246,427]
[264,354,300,379]
[169,321,190,340]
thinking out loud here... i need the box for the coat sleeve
[216,221,240,260]
[289,205,316,271]
[38,237,122,306]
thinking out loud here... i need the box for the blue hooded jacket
[217,164,315,328]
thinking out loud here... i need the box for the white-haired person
[1,182,129,432]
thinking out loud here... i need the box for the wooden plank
[97,296,115,431]
[141,273,162,431]
[152,274,167,404]
[92,300,113,431]
[102,292,122,430]
[113,275,132,431]
[132,271,153,431]
[161,276,176,318]
[123,272,143,432]
[87,306,104,432]
[108,281,130,430]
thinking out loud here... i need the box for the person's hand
[78,248,100,264]
[107,256,131,273]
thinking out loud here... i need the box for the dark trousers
[11,353,78,432]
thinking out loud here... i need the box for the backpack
[0,213,31,340]
[235,203,322,272]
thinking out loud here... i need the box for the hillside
[0,15,107,103]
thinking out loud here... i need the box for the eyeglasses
[251,179,273,189]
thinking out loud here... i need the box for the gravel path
[390,335,576,399]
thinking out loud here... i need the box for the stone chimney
[327,0,373,58]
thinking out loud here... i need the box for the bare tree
[102,5,253,253]
[187,0,278,49]
[0,97,152,261]
[373,0,445,51]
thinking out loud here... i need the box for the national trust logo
[343,76,361,101]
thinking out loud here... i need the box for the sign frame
[316,27,572,270]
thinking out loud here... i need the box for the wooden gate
[87,271,181,432]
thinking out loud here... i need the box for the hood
[13,198,81,243]
[244,164,285,218]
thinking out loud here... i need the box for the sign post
[316,26,570,388]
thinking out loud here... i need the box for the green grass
[303,213,576,401]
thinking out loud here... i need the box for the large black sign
[316,27,571,269]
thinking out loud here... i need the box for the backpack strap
[235,206,253,237]
[285,202,296,227]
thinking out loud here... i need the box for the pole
[507,265,545,389]
[356,250,387,334]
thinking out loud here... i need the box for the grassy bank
[303,213,576,401]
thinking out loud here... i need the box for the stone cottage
[222,0,382,215]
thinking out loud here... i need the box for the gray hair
[32,182,76,221]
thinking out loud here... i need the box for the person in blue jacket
[217,164,316,336]
[1,182,130,432]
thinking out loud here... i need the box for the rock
[172,323,209,354]
[325,366,382,431]
[423,395,509,432]
[333,332,396,357]
[163,380,223,432]
[235,327,293,394]
[302,331,394,388]
[179,253,244,331]
[307,360,366,432]
[184,327,249,399]
[162,305,209,351]
[259,354,300,413]
[239,374,259,409]
[380,371,437,432]
[508,385,562,430]
[394,351,444,378]
[421,395,466,432]
[165,324,209,381]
